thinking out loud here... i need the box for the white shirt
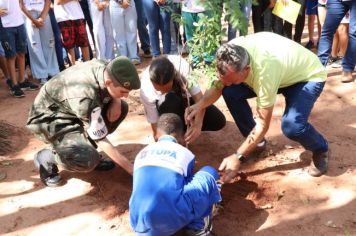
[134,136,195,176]
[140,55,201,124]
[181,0,205,13]
[0,0,24,27]
[54,1,84,23]
[24,0,45,12]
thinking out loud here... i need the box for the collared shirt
[130,135,195,234]
[229,32,327,108]
[140,55,201,124]
[27,59,112,143]
[130,135,221,235]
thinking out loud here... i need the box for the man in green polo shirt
[27,56,140,187]
[185,32,329,182]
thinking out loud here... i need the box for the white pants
[89,0,115,60]
[110,0,140,61]
[25,11,59,79]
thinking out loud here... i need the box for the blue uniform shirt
[129,135,221,235]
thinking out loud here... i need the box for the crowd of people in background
[0,0,354,99]
[0,0,353,235]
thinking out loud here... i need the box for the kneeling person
[130,113,222,236]
[27,56,140,187]
[140,55,226,144]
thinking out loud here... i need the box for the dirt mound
[0,121,30,156]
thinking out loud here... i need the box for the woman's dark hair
[149,56,189,106]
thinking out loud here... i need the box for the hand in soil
[218,154,241,183]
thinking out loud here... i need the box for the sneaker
[308,149,329,177]
[94,159,116,171]
[40,78,48,85]
[6,79,13,90]
[327,56,339,66]
[59,65,66,72]
[10,85,25,98]
[185,214,213,236]
[143,50,152,58]
[19,80,39,91]
[304,40,315,50]
[250,139,267,158]
[131,59,141,65]
[331,58,342,68]
[34,149,62,187]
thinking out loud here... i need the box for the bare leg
[0,55,9,79]
[81,46,90,62]
[6,56,18,85]
[67,48,76,66]
[337,23,349,57]
[17,53,26,83]
[308,15,316,43]
[331,32,339,58]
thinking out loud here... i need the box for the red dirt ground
[0,56,355,236]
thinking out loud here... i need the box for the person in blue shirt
[129,113,222,236]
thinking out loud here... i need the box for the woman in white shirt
[20,0,59,84]
[140,55,226,143]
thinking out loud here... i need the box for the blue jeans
[222,82,328,153]
[318,0,355,72]
[134,0,151,52]
[142,0,171,56]
[227,0,252,40]
[110,0,140,61]
[0,22,27,58]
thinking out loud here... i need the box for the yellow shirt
[229,32,327,108]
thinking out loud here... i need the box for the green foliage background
[170,0,254,88]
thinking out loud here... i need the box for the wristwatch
[235,152,247,163]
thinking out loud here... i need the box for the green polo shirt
[229,32,327,108]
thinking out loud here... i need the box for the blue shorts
[306,0,318,15]
[0,20,27,58]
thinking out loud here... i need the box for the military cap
[106,56,140,90]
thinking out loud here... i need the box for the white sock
[257,140,266,147]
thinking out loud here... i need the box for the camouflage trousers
[52,100,128,172]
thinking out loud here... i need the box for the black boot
[34,149,62,187]
[94,159,116,171]
[308,150,329,177]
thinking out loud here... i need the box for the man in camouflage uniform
[27,56,140,187]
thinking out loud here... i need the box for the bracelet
[235,152,247,163]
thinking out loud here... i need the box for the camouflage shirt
[27,59,113,143]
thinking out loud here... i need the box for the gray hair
[216,43,250,75]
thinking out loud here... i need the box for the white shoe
[40,78,48,85]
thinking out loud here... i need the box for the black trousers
[157,92,226,131]
[252,0,306,43]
